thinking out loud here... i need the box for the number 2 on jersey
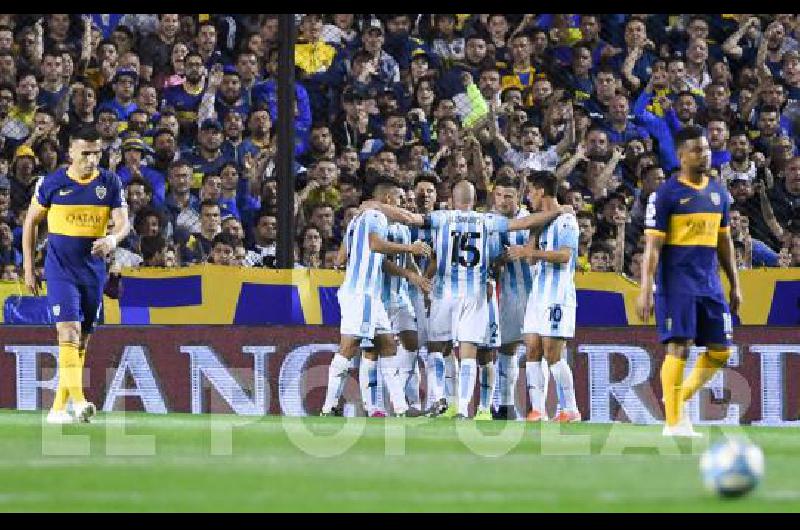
[450,231,481,267]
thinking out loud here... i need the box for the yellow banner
[2,267,799,326]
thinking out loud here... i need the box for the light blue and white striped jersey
[340,209,389,298]
[494,207,534,298]
[532,213,579,307]
[426,209,509,299]
[408,224,436,300]
[381,222,413,310]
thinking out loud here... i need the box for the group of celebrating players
[320,169,582,423]
[322,125,741,438]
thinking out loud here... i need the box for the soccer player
[636,125,741,438]
[488,177,534,420]
[372,189,430,416]
[321,179,431,417]
[473,256,502,420]
[362,180,572,419]
[407,175,441,412]
[506,172,581,423]
[22,125,130,424]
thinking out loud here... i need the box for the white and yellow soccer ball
[700,438,764,498]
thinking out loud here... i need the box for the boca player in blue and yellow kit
[22,126,130,424]
[637,125,742,438]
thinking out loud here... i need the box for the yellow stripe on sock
[680,348,731,402]
[661,355,686,427]
[58,342,85,405]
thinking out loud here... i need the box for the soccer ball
[700,438,764,498]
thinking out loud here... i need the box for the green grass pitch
[0,410,798,512]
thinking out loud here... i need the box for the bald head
[452,180,475,210]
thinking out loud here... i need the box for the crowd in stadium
[1,13,800,285]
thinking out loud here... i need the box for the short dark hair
[152,127,176,141]
[70,125,101,143]
[168,159,191,172]
[494,176,518,190]
[760,105,780,115]
[674,124,706,150]
[589,241,613,256]
[530,171,558,197]
[140,235,167,261]
[372,177,401,199]
[212,231,239,249]
[134,206,163,233]
[255,209,276,225]
[413,173,439,188]
[200,199,220,213]
[127,175,153,195]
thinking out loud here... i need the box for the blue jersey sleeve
[645,187,670,235]
[108,171,126,209]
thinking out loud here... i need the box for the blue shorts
[654,294,733,347]
[46,280,104,333]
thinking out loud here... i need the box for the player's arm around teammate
[369,231,432,259]
[506,205,574,232]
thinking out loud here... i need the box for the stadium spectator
[207,231,238,265]
[0,12,794,282]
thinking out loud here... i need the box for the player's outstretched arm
[368,232,432,258]
[359,200,425,226]
[505,242,571,263]
[91,207,131,257]
[507,205,573,232]
[717,230,742,316]
[636,231,665,322]
[21,200,48,296]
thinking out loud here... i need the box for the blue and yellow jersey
[500,66,539,107]
[33,168,125,286]
[161,84,204,124]
[644,175,730,298]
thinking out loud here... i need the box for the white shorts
[410,293,429,345]
[387,304,417,334]
[522,299,576,338]
[499,290,527,345]
[429,293,488,344]
[338,291,391,339]
[479,281,501,348]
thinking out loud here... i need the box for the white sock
[359,357,378,415]
[426,351,445,405]
[380,355,408,414]
[458,358,477,416]
[478,362,495,412]
[550,359,578,412]
[444,353,459,404]
[400,346,421,408]
[322,353,351,413]
[496,353,519,406]
[542,358,550,414]
[525,361,545,413]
